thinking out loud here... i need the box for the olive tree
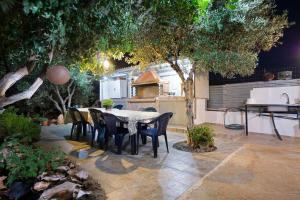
[0,0,138,108]
[129,0,290,138]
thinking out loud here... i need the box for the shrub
[0,109,41,143]
[188,124,215,148]
[102,99,114,109]
[0,138,65,186]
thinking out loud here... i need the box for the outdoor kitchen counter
[245,103,300,140]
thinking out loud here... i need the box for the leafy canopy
[129,0,289,78]
[0,0,138,74]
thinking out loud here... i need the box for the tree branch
[49,95,63,113]
[68,84,76,108]
[0,78,43,107]
[0,56,39,97]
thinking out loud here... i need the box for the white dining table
[77,108,160,135]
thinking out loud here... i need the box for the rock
[1,148,9,159]
[33,181,51,191]
[42,174,66,182]
[57,166,70,173]
[76,190,91,199]
[70,177,82,184]
[38,181,78,200]
[49,119,57,125]
[9,182,31,200]
[67,169,77,176]
[69,162,75,169]
[37,172,48,180]
[0,176,6,190]
[75,170,89,181]
[57,114,65,124]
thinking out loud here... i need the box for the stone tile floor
[37,124,300,200]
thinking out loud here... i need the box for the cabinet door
[101,81,109,99]
[110,80,121,98]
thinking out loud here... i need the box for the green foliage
[188,124,215,148]
[0,138,65,186]
[102,99,114,108]
[129,0,290,78]
[0,0,140,75]
[0,109,40,143]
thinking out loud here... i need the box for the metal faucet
[281,93,290,104]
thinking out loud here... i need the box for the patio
[37,124,300,200]
[0,1,299,199]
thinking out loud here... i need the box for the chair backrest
[69,107,85,123]
[102,113,126,136]
[88,108,105,127]
[142,107,157,112]
[155,112,173,136]
[113,104,123,110]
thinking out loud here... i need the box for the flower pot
[104,106,112,110]
[42,120,49,126]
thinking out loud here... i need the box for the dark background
[210,0,300,85]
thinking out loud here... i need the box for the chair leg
[70,124,75,139]
[82,123,87,136]
[136,133,140,154]
[164,134,169,153]
[157,137,160,147]
[76,124,81,141]
[152,136,158,158]
[98,128,105,149]
[130,134,136,155]
[115,134,124,154]
[141,135,147,144]
[91,128,95,147]
[104,128,109,150]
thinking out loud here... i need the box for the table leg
[245,105,248,136]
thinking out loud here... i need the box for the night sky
[259,0,300,69]
[210,0,300,84]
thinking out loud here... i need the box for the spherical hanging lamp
[46,65,70,85]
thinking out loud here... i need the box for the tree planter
[173,141,217,153]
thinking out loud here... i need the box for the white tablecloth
[77,108,160,135]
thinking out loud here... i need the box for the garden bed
[173,141,217,153]
[0,159,106,200]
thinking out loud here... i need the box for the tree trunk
[183,79,194,144]
[167,59,195,145]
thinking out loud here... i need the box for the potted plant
[39,117,49,126]
[102,99,114,110]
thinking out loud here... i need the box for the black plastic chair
[88,108,106,148]
[102,112,129,154]
[69,107,92,140]
[140,107,157,144]
[137,112,173,158]
[113,104,123,110]
[142,107,157,112]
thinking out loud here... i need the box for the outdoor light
[103,59,110,69]
[46,65,70,85]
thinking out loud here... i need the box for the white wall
[100,79,127,100]
[195,85,300,138]
[158,71,182,96]
[249,86,300,104]
[204,110,300,138]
